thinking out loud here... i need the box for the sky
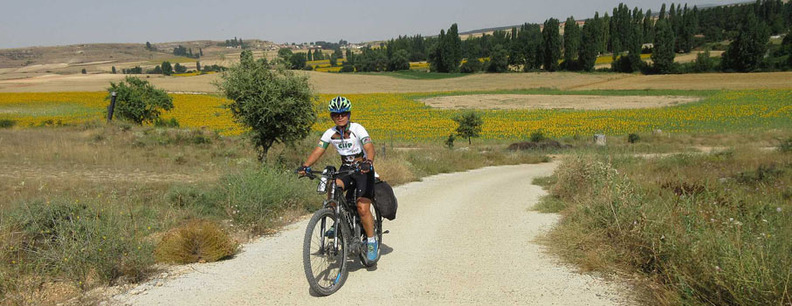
[0,0,744,49]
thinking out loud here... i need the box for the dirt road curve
[112,163,633,305]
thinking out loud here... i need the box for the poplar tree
[579,17,601,71]
[722,12,770,72]
[652,18,676,73]
[563,16,581,70]
[542,18,561,71]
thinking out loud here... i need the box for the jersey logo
[338,142,353,149]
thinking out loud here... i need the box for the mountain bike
[297,165,383,296]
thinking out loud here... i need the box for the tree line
[119,61,225,75]
[292,0,790,74]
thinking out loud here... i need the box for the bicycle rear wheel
[303,208,348,296]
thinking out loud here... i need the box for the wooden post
[107,91,117,122]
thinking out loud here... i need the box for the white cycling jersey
[319,123,372,165]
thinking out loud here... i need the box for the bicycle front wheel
[303,208,348,296]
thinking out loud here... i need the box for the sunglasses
[330,112,350,118]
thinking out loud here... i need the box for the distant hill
[0,40,279,77]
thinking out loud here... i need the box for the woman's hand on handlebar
[358,160,373,174]
[296,165,312,177]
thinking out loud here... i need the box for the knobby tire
[302,208,349,296]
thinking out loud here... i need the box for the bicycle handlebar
[294,166,361,180]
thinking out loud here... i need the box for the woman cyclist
[298,96,378,262]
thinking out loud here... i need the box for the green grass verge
[541,146,792,305]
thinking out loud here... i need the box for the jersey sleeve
[353,123,372,145]
[318,129,334,149]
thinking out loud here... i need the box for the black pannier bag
[374,179,398,220]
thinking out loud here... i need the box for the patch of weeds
[781,189,792,201]
[164,184,225,218]
[153,117,179,128]
[532,175,557,187]
[736,164,785,185]
[533,195,568,213]
[661,181,706,196]
[778,137,792,153]
[173,154,187,165]
[154,219,238,264]
[6,200,155,288]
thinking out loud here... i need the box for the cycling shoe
[367,240,378,261]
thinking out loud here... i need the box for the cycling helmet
[328,96,352,113]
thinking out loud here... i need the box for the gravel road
[112,162,633,305]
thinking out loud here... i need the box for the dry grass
[154,219,239,264]
[0,124,250,208]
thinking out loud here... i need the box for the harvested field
[419,94,700,110]
[1,70,791,93]
[570,71,792,90]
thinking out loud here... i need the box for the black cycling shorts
[339,165,375,201]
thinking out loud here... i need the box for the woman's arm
[303,146,326,168]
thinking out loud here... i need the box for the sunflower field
[1,90,790,142]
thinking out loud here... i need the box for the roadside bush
[154,220,238,264]
[0,119,16,128]
[220,166,317,233]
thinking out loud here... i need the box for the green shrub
[530,130,547,143]
[0,119,16,128]
[627,133,640,143]
[107,76,173,124]
[154,220,238,264]
[220,166,317,233]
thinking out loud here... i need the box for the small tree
[106,76,173,124]
[486,44,509,72]
[216,50,316,162]
[288,53,307,70]
[388,49,410,71]
[693,50,713,72]
[111,66,116,74]
[277,48,293,63]
[196,61,201,71]
[452,110,483,145]
[161,61,173,75]
[174,63,187,74]
[81,68,87,74]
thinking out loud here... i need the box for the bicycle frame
[317,168,365,256]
